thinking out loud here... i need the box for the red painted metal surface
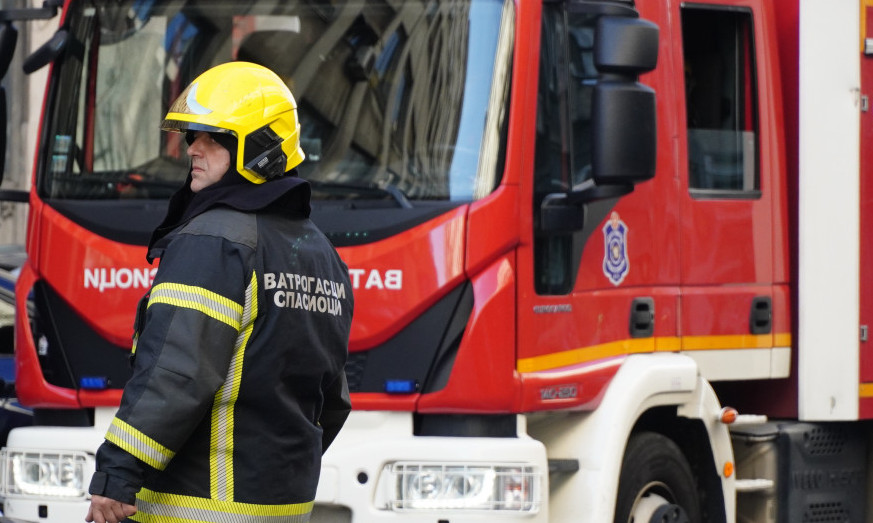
[37,205,152,346]
[338,207,468,352]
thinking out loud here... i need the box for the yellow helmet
[161,61,305,184]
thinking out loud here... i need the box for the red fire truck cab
[0,0,869,521]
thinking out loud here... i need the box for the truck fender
[527,352,734,523]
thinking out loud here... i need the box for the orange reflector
[723,461,734,478]
[720,407,738,424]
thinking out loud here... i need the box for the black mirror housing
[590,15,658,185]
[595,16,659,75]
[0,22,18,80]
[541,193,586,233]
[0,86,5,182]
[592,82,656,184]
[23,28,68,74]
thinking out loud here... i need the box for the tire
[613,431,702,523]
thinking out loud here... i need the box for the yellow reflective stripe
[681,334,773,350]
[148,282,243,330]
[518,333,793,373]
[518,338,652,373]
[211,272,258,501]
[105,418,174,470]
[134,487,312,523]
[774,333,792,347]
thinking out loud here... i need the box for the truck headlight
[1,449,90,499]
[385,462,541,512]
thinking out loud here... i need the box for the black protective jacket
[89,172,353,523]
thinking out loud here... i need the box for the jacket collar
[147,168,310,262]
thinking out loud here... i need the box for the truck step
[548,459,579,474]
[731,414,768,426]
[735,479,774,492]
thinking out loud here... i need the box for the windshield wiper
[307,180,412,209]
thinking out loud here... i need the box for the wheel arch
[631,407,728,523]
[527,353,734,523]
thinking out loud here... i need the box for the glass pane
[41,0,514,203]
[682,7,759,193]
[534,5,570,197]
[567,11,597,188]
[532,6,600,295]
[533,7,597,198]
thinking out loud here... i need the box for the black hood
[147,167,310,263]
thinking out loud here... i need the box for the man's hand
[86,494,137,523]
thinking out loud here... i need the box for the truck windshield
[40,0,513,202]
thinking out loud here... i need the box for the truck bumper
[0,500,90,523]
[314,411,549,522]
[0,410,547,523]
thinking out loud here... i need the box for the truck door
[516,1,679,392]
[676,2,787,381]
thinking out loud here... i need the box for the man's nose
[187,140,202,157]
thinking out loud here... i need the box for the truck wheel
[614,431,701,523]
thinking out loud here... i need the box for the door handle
[749,296,772,334]
[630,297,654,338]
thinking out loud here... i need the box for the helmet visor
[161,119,236,137]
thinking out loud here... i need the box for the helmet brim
[161,118,237,137]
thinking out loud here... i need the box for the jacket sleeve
[90,226,254,501]
[319,371,351,452]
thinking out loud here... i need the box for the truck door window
[534,6,596,198]
[682,6,760,196]
[533,5,599,294]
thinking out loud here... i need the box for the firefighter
[86,62,353,523]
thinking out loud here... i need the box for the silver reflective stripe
[134,491,312,523]
[149,282,244,331]
[211,273,258,500]
[105,418,174,470]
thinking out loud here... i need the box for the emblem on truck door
[602,212,629,286]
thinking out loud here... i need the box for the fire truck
[0,0,868,521]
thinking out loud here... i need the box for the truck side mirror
[0,22,18,80]
[592,16,658,186]
[0,86,24,198]
[23,28,68,74]
[0,86,5,182]
[540,15,659,234]
[0,23,17,183]
[594,16,658,74]
[0,2,61,201]
[592,83,656,185]
[0,0,62,77]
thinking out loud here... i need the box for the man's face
[187,131,231,192]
